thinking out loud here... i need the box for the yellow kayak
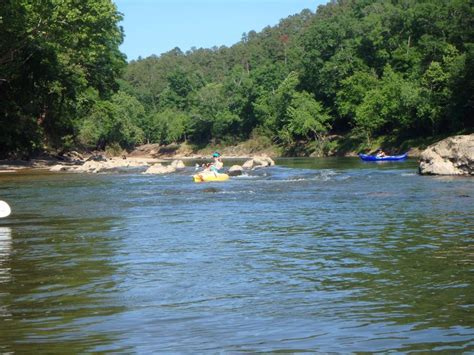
[193,173,229,183]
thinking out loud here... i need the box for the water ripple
[0,158,473,352]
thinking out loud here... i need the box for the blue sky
[114,0,327,61]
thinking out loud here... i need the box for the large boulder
[143,163,176,175]
[242,156,275,170]
[242,159,254,169]
[228,165,243,176]
[253,156,275,167]
[419,134,474,175]
[170,160,186,169]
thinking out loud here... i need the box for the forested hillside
[111,0,474,155]
[1,0,473,157]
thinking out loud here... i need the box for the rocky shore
[419,134,474,176]
[2,135,472,176]
[0,154,166,174]
[0,146,276,176]
[47,153,274,175]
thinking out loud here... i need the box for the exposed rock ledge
[49,157,185,174]
[419,134,474,176]
[47,154,276,176]
[228,156,275,176]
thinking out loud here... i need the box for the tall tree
[0,0,125,156]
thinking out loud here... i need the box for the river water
[0,158,473,352]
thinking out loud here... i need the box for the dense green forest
[1,0,473,158]
[0,0,126,157]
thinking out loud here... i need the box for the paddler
[209,152,223,174]
[197,152,223,180]
[376,149,386,158]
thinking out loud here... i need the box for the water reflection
[0,227,13,328]
[0,226,12,278]
[0,178,129,353]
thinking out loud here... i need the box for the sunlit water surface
[0,158,473,352]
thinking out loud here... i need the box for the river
[0,158,473,352]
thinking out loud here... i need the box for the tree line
[1,0,473,158]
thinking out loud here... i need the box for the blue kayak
[358,152,408,161]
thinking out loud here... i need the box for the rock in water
[253,156,275,167]
[242,159,254,169]
[143,164,176,174]
[170,160,186,169]
[0,201,11,218]
[419,134,474,175]
[242,156,275,170]
[228,165,243,176]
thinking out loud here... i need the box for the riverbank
[0,141,276,173]
[0,133,454,173]
[0,143,407,173]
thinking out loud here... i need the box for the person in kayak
[197,152,223,179]
[376,149,386,158]
[209,152,223,173]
